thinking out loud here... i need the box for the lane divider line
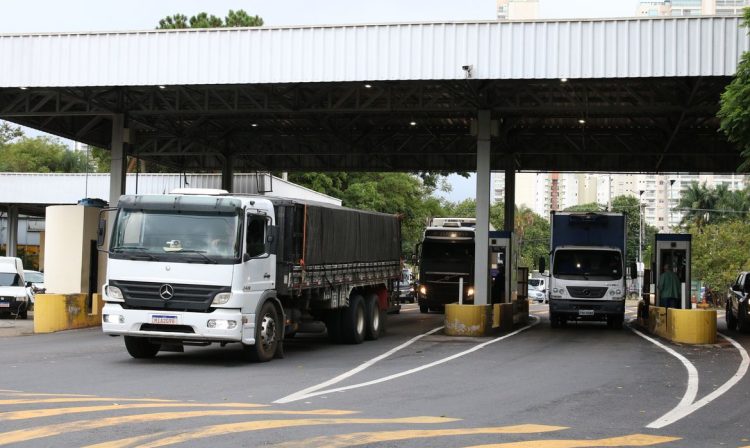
[274,326,445,404]
[630,326,749,429]
[629,327,698,429]
[276,317,539,404]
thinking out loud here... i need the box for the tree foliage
[689,220,750,290]
[0,136,89,173]
[157,9,263,29]
[718,8,750,170]
[677,181,749,227]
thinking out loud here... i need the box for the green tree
[157,10,263,29]
[0,136,89,173]
[690,220,750,291]
[719,8,750,170]
[0,122,23,147]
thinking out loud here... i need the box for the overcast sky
[3,0,642,202]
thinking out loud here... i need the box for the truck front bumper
[550,299,625,320]
[102,303,256,345]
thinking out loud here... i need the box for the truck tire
[341,294,366,344]
[244,302,280,362]
[727,301,738,331]
[550,312,560,328]
[124,336,160,359]
[607,314,624,329]
[364,294,382,341]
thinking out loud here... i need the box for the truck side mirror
[630,262,638,280]
[538,257,546,274]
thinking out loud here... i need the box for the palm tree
[678,182,717,228]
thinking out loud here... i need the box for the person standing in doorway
[658,263,681,309]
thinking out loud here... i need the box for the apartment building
[496,0,539,20]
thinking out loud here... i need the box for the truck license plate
[578,309,594,316]
[151,315,178,325]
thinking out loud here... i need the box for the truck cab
[547,213,626,328]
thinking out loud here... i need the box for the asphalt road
[1,303,748,447]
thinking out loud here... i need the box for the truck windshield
[420,240,474,275]
[111,209,240,264]
[553,250,622,280]
[529,279,544,289]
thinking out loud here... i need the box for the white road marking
[275,317,539,404]
[630,327,749,429]
[274,326,444,404]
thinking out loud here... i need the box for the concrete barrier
[34,294,103,334]
[642,305,716,344]
[445,304,492,336]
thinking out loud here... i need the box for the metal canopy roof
[0,16,747,174]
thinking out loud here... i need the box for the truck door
[243,214,274,294]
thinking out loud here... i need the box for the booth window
[246,216,266,257]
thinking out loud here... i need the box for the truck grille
[566,286,607,299]
[110,280,229,313]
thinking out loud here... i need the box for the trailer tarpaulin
[303,204,400,265]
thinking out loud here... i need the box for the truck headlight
[207,319,237,330]
[103,314,125,324]
[419,285,427,295]
[212,292,231,305]
[105,285,124,302]
[467,288,474,297]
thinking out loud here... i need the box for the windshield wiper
[112,246,158,261]
[175,250,218,264]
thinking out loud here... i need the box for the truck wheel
[341,294,366,344]
[550,313,559,328]
[607,314,624,329]
[419,304,429,314]
[124,336,160,359]
[364,294,382,341]
[245,302,279,362]
[727,301,738,331]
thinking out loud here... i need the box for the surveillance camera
[462,65,471,71]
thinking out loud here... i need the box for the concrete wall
[45,205,105,295]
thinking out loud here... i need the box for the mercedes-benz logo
[159,284,174,300]
[583,289,590,296]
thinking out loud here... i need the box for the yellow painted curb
[445,304,492,336]
[34,293,103,334]
[669,308,716,344]
[645,306,716,344]
[493,303,514,331]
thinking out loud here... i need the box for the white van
[0,257,31,319]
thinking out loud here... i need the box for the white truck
[546,212,627,328]
[101,190,402,362]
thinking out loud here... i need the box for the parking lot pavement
[0,311,34,337]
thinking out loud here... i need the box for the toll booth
[489,231,517,304]
[653,233,692,310]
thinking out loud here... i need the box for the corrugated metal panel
[0,173,341,206]
[0,17,747,87]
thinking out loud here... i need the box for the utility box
[44,205,106,295]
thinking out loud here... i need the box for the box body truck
[548,212,626,328]
[101,190,401,362]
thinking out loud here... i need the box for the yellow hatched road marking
[273,424,569,448]
[0,409,367,445]
[1,392,98,398]
[463,433,681,447]
[133,416,460,448]
[0,403,344,421]
[0,397,178,406]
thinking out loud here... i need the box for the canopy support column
[109,114,126,207]
[474,110,491,306]
[6,205,18,258]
